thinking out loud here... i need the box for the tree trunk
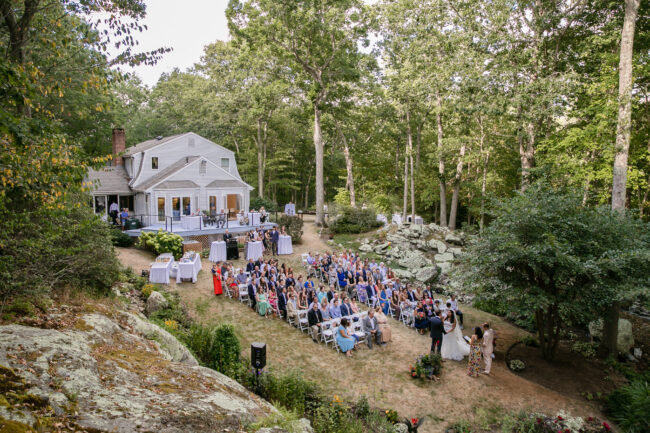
[603,0,640,357]
[520,121,535,191]
[256,118,265,198]
[478,117,488,232]
[304,168,312,209]
[407,110,416,221]
[313,105,325,226]
[402,139,409,221]
[338,126,356,208]
[415,122,422,168]
[436,92,448,226]
[395,139,400,180]
[448,143,466,230]
[612,0,640,210]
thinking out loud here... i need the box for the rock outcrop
[0,308,307,432]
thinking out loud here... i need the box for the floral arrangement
[509,359,525,372]
[403,416,425,433]
[410,354,442,380]
[534,413,613,433]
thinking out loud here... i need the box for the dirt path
[116,216,605,432]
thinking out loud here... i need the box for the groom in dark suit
[429,310,446,355]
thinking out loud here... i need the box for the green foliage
[248,406,302,432]
[182,324,243,380]
[330,207,383,234]
[110,227,135,248]
[458,181,650,360]
[137,230,183,259]
[571,342,598,359]
[277,215,304,243]
[606,380,650,433]
[250,196,278,212]
[246,369,321,415]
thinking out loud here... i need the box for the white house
[88,129,253,226]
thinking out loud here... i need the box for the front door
[157,197,166,222]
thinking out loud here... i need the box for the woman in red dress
[212,264,223,296]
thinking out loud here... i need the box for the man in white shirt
[446,294,463,328]
[109,201,119,225]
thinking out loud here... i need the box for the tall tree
[227,0,368,226]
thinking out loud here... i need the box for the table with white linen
[284,203,296,215]
[248,212,261,226]
[278,235,293,255]
[176,254,201,283]
[246,241,263,261]
[391,213,403,225]
[414,216,424,225]
[209,241,227,263]
[149,257,173,284]
[181,215,202,230]
[376,214,388,224]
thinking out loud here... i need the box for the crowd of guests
[210,253,394,356]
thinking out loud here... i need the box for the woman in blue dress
[378,285,390,315]
[337,268,348,289]
[336,318,356,357]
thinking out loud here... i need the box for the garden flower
[603,422,610,431]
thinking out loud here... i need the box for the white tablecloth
[181,216,202,230]
[150,258,173,284]
[414,216,424,225]
[392,214,403,225]
[278,235,293,255]
[376,214,388,224]
[284,203,295,215]
[248,212,261,226]
[176,254,201,283]
[209,241,226,263]
[246,241,263,261]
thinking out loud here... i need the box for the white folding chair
[353,321,367,345]
[238,285,249,303]
[297,310,309,332]
[321,320,335,346]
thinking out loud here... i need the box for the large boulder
[397,251,432,269]
[392,268,413,280]
[427,239,447,253]
[415,266,439,284]
[358,243,373,252]
[445,233,464,245]
[434,252,455,263]
[0,312,280,432]
[374,242,391,253]
[449,247,463,257]
[145,291,168,315]
[588,318,635,354]
[437,262,452,275]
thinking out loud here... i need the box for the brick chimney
[112,128,125,166]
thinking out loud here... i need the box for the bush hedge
[606,379,650,433]
[137,229,183,259]
[277,215,304,243]
[330,207,383,234]
[251,196,278,212]
[110,227,135,247]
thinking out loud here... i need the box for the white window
[200,160,207,175]
[220,158,230,171]
[152,157,158,170]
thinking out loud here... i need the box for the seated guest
[246,259,256,273]
[340,297,352,317]
[336,318,356,357]
[337,267,348,289]
[257,288,271,317]
[349,299,360,314]
[316,286,328,303]
[268,288,278,315]
[260,206,268,223]
[277,286,287,320]
[375,306,392,343]
[319,298,331,320]
[362,309,383,349]
[326,285,336,302]
[286,292,298,323]
[236,269,248,285]
[226,275,239,299]
[390,291,401,319]
[307,302,324,342]
[248,281,257,310]
[329,299,342,319]
[378,285,390,315]
[298,291,308,310]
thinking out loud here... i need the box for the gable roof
[123,133,188,156]
[132,156,200,192]
[156,180,200,189]
[206,179,250,188]
[87,165,132,194]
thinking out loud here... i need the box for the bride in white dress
[441,310,470,361]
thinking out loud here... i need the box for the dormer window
[199,160,207,175]
[152,157,158,170]
[221,158,230,172]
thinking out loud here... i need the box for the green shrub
[182,324,243,380]
[137,229,183,259]
[330,207,383,234]
[4,299,36,318]
[606,380,650,433]
[571,341,598,359]
[251,196,278,212]
[521,336,540,347]
[277,215,304,243]
[110,227,135,247]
